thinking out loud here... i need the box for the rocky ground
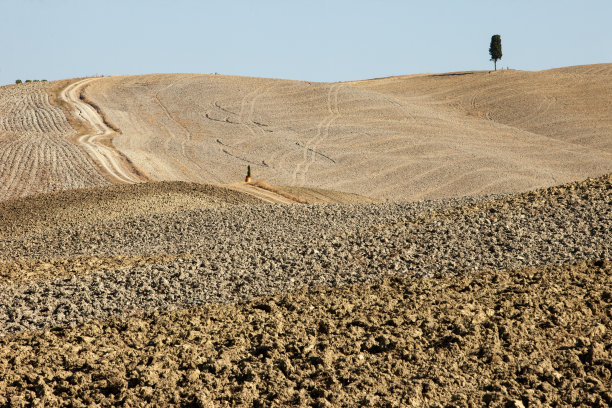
[0,174,610,406]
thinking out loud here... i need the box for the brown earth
[0,179,374,284]
[0,181,264,237]
[58,78,147,184]
[271,185,379,204]
[350,64,612,153]
[2,66,612,202]
[1,66,612,407]
[0,174,609,407]
[0,254,187,285]
[1,260,610,407]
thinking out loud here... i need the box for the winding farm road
[59,78,297,203]
[60,78,145,184]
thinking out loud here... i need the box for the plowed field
[1,66,611,407]
[0,175,610,407]
[0,82,109,201]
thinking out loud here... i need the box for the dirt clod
[0,260,610,407]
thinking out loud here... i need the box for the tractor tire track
[292,84,340,184]
[0,82,111,201]
[59,79,146,184]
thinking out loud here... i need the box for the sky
[1,0,611,85]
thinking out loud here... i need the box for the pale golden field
[83,65,612,201]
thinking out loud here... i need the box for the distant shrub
[16,79,47,84]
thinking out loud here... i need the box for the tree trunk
[494,60,497,71]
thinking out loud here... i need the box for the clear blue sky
[1,0,611,85]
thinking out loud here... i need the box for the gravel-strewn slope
[1,261,610,407]
[0,175,609,336]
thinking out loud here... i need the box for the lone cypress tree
[489,34,502,71]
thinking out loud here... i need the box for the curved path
[292,83,341,184]
[59,79,298,203]
[226,182,297,204]
[59,78,145,184]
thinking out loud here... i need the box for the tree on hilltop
[489,34,502,71]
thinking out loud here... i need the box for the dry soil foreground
[1,261,610,407]
[0,175,610,407]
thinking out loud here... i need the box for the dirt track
[0,82,109,201]
[227,182,299,204]
[59,78,146,184]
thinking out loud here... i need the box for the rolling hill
[2,65,610,202]
[1,66,611,406]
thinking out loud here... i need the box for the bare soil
[2,66,612,202]
[350,64,612,153]
[0,174,610,407]
[0,82,110,201]
[84,67,612,201]
[58,78,146,184]
[273,185,379,204]
[1,67,612,407]
[1,260,609,407]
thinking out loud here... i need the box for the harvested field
[351,64,612,153]
[0,82,110,201]
[2,66,612,203]
[84,67,612,201]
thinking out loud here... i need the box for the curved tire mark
[60,78,147,184]
[292,84,340,184]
